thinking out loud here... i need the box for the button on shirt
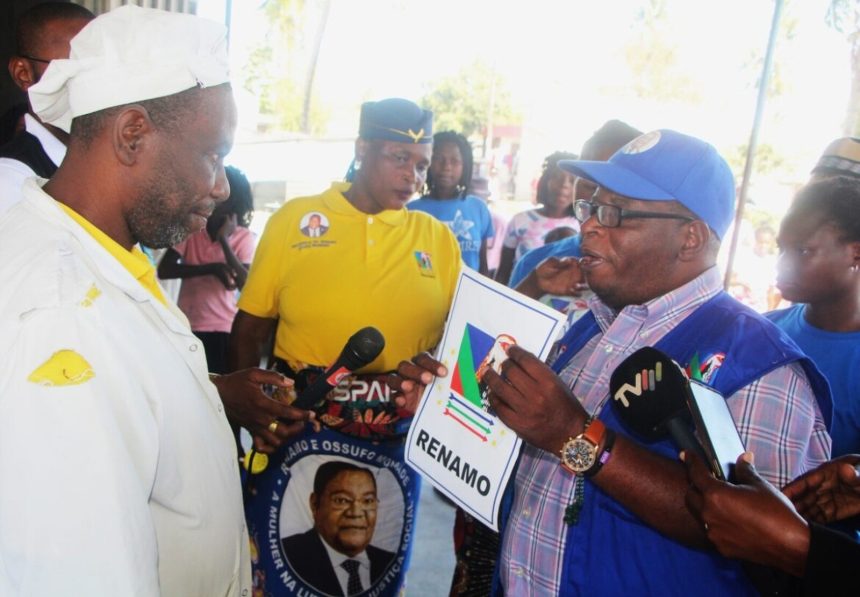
[500,266,831,595]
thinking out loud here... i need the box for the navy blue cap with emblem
[359,98,433,144]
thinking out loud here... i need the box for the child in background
[158,166,256,373]
[494,150,580,285]
[469,176,508,278]
[408,131,494,274]
[767,176,860,457]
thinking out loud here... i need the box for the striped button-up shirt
[499,266,831,595]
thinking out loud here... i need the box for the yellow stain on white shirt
[79,283,102,307]
[27,350,95,386]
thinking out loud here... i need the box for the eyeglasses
[328,495,378,511]
[574,199,695,228]
[20,54,51,64]
[381,151,429,177]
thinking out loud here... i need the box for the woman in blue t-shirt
[767,176,860,457]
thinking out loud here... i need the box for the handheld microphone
[609,347,710,465]
[291,327,386,409]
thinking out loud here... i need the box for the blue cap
[559,129,736,238]
[358,98,433,144]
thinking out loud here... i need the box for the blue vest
[496,292,831,596]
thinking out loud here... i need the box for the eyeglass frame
[573,198,696,228]
[19,54,51,64]
[326,493,379,512]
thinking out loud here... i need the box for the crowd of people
[1,4,859,597]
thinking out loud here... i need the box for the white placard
[406,269,566,530]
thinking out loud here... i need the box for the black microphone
[609,347,709,464]
[291,327,386,409]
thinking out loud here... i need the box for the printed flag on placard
[450,324,494,409]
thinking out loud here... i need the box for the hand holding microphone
[291,326,386,409]
[244,327,385,475]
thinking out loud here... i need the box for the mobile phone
[687,381,745,481]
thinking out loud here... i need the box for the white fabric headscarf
[29,5,230,133]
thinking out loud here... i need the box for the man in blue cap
[230,98,460,596]
[393,129,832,594]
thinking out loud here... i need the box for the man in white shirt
[0,2,93,214]
[0,6,311,595]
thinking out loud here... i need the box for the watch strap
[582,418,606,446]
[583,428,615,478]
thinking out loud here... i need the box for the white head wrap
[29,5,230,133]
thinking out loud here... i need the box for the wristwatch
[560,418,612,476]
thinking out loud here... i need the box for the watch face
[563,439,597,472]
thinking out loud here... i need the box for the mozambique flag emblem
[414,251,435,276]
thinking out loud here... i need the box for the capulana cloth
[29,4,230,133]
[359,98,433,144]
[559,129,736,239]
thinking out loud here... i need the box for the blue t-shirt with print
[767,304,860,456]
[408,195,494,271]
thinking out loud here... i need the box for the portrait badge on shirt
[300,211,331,238]
[414,251,435,277]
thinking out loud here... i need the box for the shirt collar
[589,266,723,332]
[321,181,408,227]
[24,113,66,168]
[55,201,167,306]
[318,532,371,569]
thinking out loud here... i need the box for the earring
[354,159,362,171]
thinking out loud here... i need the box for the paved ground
[407,487,457,595]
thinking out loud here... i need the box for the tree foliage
[241,0,330,134]
[826,0,860,135]
[726,142,793,178]
[420,61,521,139]
[623,0,702,103]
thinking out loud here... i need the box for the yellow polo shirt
[239,182,461,373]
[57,203,167,306]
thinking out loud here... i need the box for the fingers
[394,389,422,414]
[684,483,705,525]
[253,407,315,453]
[503,345,545,378]
[413,352,447,377]
[782,474,814,502]
[681,450,720,492]
[252,434,280,455]
[837,460,860,488]
[390,353,446,391]
[681,451,713,528]
[784,465,829,502]
[482,368,525,424]
[243,367,292,388]
[732,452,761,486]
[388,352,445,414]
[482,368,513,406]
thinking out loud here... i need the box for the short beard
[127,180,195,249]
